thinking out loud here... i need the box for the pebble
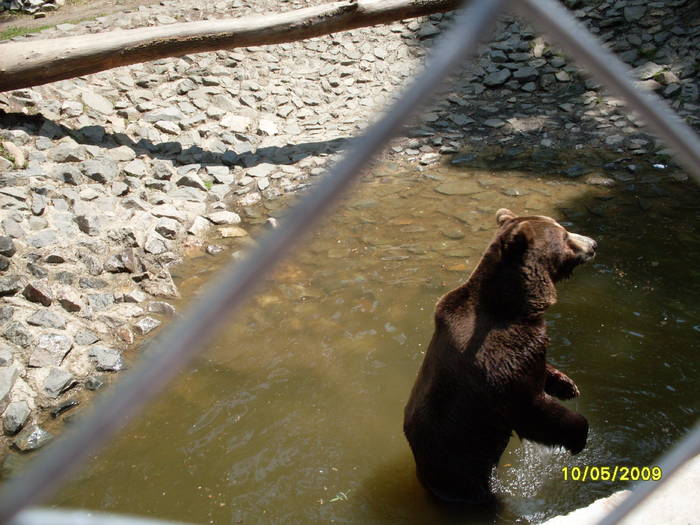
[12,425,53,452]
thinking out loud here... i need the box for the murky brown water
[50,160,700,524]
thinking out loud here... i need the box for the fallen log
[0,0,463,92]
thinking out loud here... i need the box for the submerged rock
[12,424,53,452]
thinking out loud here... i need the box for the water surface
[52,160,700,524]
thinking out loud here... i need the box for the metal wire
[8,509,193,525]
[0,0,510,521]
[596,423,700,525]
[515,0,700,184]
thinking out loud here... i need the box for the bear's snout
[568,233,597,261]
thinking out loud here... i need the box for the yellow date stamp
[562,466,662,482]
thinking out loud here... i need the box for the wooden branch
[0,0,462,92]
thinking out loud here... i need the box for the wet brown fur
[403,209,593,503]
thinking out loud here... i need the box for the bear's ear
[496,208,516,226]
[503,221,533,258]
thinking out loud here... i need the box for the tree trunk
[0,0,463,92]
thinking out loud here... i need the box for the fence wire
[0,0,698,524]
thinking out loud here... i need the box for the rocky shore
[0,0,698,462]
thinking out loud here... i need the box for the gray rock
[155,121,180,135]
[624,6,646,22]
[27,230,59,249]
[47,144,86,163]
[75,215,103,236]
[633,62,664,81]
[123,159,147,177]
[89,346,125,372]
[26,309,66,329]
[143,107,184,123]
[85,375,105,390]
[29,333,73,367]
[0,276,22,297]
[74,329,99,346]
[31,194,47,215]
[0,256,10,272]
[104,249,139,273]
[23,280,52,306]
[155,217,180,240]
[134,316,161,336]
[206,211,241,225]
[0,366,18,413]
[2,218,25,239]
[43,367,75,398]
[483,69,511,87]
[81,91,114,114]
[107,146,136,162]
[147,301,176,316]
[3,322,32,349]
[3,400,30,435]
[0,237,16,257]
[56,287,82,313]
[86,293,114,312]
[53,165,84,185]
[82,159,118,183]
[13,424,53,452]
[176,174,207,191]
[0,346,13,366]
[27,263,48,279]
[513,67,538,82]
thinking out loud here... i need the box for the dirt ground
[0,0,162,32]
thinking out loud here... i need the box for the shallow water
[51,161,700,524]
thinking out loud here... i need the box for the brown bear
[403,208,596,503]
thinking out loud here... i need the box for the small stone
[0,276,22,297]
[187,216,210,236]
[258,119,278,136]
[74,329,99,346]
[13,424,53,452]
[50,399,79,418]
[115,326,134,344]
[86,293,114,311]
[27,230,58,249]
[176,174,207,191]
[219,226,249,238]
[43,367,75,398]
[104,249,139,273]
[0,366,18,413]
[483,69,511,87]
[123,159,147,177]
[484,119,506,129]
[206,211,241,225]
[147,301,176,316]
[89,346,125,372]
[247,164,275,178]
[55,286,82,313]
[155,217,180,240]
[82,159,119,183]
[81,91,114,114]
[134,316,161,336]
[513,67,538,82]
[555,71,571,82]
[220,114,251,133]
[624,6,646,22]
[30,333,73,367]
[107,146,136,162]
[23,280,52,306]
[3,400,31,435]
[0,237,16,257]
[121,289,147,303]
[3,322,33,348]
[0,346,13,366]
[26,310,66,329]
[155,120,180,134]
[75,215,102,236]
[85,375,105,391]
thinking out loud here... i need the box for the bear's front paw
[546,371,580,400]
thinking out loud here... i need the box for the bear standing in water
[403,209,596,503]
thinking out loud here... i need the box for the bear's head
[488,209,597,313]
